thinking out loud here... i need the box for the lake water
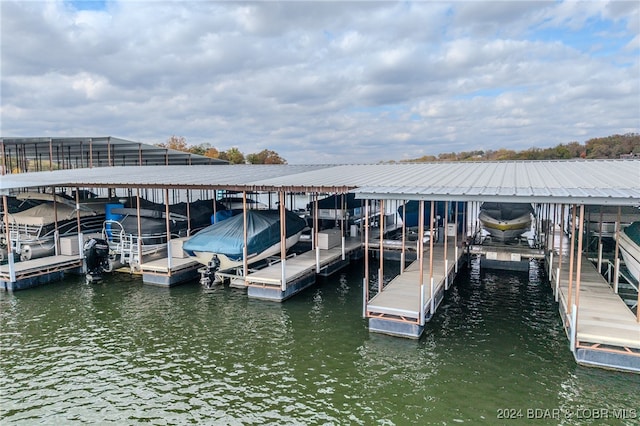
[1,256,638,425]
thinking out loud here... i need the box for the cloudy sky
[2,1,639,164]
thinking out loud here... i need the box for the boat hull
[478,211,532,242]
[618,227,640,282]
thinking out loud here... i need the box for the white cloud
[1,0,638,164]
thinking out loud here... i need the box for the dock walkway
[137,237,203,287]
[367,244,463,338]
[244,237,362,301]
[1,255,83,290]
[549,253,640,372]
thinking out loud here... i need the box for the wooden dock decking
[138,249,202,287]
[367,243,463,337]
[0,255,83,290]
[245,238,362,287]
[242,238,362,301]
[140,256,200,274]
[549,253,640,372]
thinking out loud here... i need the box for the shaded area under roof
[0,136,227,170]
[0,160,638,206]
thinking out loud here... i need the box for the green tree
[246,149,287,164]
[220,147,245,164]
[188,143,209,156]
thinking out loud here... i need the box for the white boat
[102,199,225,271]
[0,195,104,261]
[183,209,307,271]
[618,221,640,283]
[478,202,534,242]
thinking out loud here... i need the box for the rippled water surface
[1,258,638,425]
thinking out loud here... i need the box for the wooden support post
[557,204,564,302]
[420,283,425,326]
[75,188,85,272]
[567,205,577,313]
[570,305,577,353]
[364,199,370,315]
[2,195,16,282]
[314,193,319,273]
[401,201,406,273]
[362,277,367,319]
[379,199,384,293]
[613,206,621,294]
[52,186,60,255]
[418,200,425,287]
[573,205,585,348]
[164,188,172,274]
[454,201,459,273]
[341,194,345,261]
[243,191,248,281]
[186,190,191,236]
[549,203,557,278]
[136,189,142,268]
[444,201,449,290]
[279,191,286,292]
[597,207,603,271]
[429,201,435,314]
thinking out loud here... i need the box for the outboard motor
[84,238,110,283]
[198,255,221,289]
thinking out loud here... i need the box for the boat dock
[0,254,83,291]
[367,243,464,339]
[137,237,202,287]
[548,253,640,372]
[139,257,201,287]
[244,237,362,301]
[1,157,639,373]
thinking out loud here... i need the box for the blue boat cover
[183,210,307,261]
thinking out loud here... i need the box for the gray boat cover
[183,210,307,261]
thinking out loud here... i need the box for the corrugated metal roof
[0,164,332,192]
[1,160,638,206]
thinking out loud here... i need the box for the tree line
[157,136,286,164]
[399,133,640,162]
[159,133,639,165]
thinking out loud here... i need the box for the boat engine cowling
[84,238,110,282]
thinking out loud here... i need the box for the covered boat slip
[548,253,640,372]
[1,159,639,373]
[244,237,362,301]
[367,243,464,339]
